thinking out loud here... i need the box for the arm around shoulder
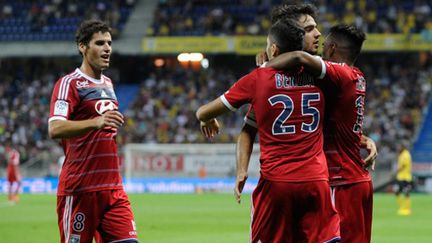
[266,51,323,77]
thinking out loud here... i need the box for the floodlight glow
[177,53,190,62]
[201,58,209,69]
[154,58,165,67]
[189,53,204,62]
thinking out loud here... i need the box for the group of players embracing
[197,3,377,243]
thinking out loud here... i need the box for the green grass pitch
[0,193,431,242]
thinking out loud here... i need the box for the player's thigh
[297,181,340,243]
[251,179,294,243]
[333,181,373,243]
[7,172,17,182]
[98,190,138,242]
[57,194,100,243]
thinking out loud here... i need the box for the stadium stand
[412,103,432,164]
[0,0,136,41]
[148,0,432,36]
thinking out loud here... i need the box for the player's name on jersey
[275,73,316,89]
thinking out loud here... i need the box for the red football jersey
[49,68,123,195]
[320,61,371,186]
[6,147,20,181]
[6,147,19,166]
[222,67,328,182]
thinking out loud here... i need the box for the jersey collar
[75,68,104,84]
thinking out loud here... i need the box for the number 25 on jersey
[268,93,320,135]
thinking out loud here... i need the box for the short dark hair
[75,20,111,49]
[328,24,366,63]
[269,19,305,54]
[271,3,318,24]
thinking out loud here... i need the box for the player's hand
[95,110,124,129]
[200,118,220,138]
[234,172,248,204]
[362,137,377,171]
[256,51,268,66]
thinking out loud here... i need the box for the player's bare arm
[49,110,124,139]
[266,51,322,77]
[361,135,378,171]
[234,123,257,204]
[196,98,231,122]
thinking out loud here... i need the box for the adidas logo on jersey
[101,90,108,98]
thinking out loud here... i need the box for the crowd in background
[149,0,432,36]
[0,59,70,172]
[0,0,135,41]
[119,66,245,144]
[358,53,431,165]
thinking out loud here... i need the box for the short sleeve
[49,76,79,123]
[244,106,257,128]
[220,70,257,110]
[316,56,326,79]
[320,61,348,86]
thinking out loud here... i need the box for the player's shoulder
[324,60,348,69]
[352,66,365,77]
[102,75,114,87]
[326,61,363,78]
[255,64,281,77]
[55,69,83,87]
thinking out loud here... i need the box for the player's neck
[79,63,102,79]
[331,52,354,66]
[329,55,353,67]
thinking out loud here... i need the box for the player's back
[320,61,370,186]
[49,69,123,195]
[250,67,327,182]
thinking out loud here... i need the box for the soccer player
[254,4,321,65]
[264,24,372,243]
[5,139,21,203]
[395,141,412,216]
[197,19,340,243]
[48,20,138,243]
[233,3,323,206]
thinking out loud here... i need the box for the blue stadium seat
[412,102,432,163]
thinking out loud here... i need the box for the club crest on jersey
[95,100,118,115]
[76,80,89,89]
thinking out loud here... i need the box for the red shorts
[251,178,340,243]
[331,181,373,243]
[7,169,20,182]
[57,189,138,243]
